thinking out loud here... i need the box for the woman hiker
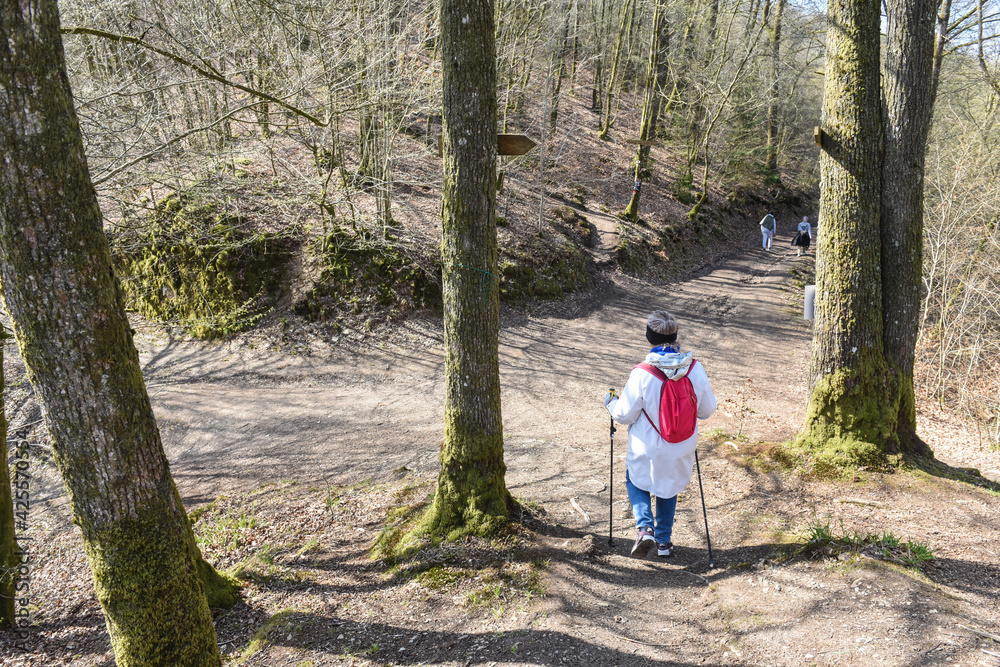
[604,311,717,559]
[759,211,776,250]
[793,216,812,256]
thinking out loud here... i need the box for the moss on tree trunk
[416,0,512,542]
[800,0,942,464]
[0,1,232,662]
[797,0,898,459]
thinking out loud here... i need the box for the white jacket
[607,350,717,498]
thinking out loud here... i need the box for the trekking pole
[694,449,715,568]
[608,411,616,547]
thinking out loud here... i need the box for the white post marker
[804,285,816,320]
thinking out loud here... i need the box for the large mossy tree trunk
[0,1,230,663]
[880,0,940,455]
[420,0,512,540]
[623,0,669,220]
[797,0,897,461]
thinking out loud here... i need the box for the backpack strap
[634,362,667,381]
[633,363,665,436]
[634,360,698,380]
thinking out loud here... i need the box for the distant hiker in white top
[792,215,812,255]
[759,211,776,250]
[603,311,717,559]
[793,216,812,256]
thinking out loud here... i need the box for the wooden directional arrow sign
[626,139,662,147]
[498,134,537,155]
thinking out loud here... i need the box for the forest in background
[57,0,1000,442]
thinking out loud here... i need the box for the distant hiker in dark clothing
[603,311,717,559]
[792,216,812,256]
[759,212,776,250]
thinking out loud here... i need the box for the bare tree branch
[61,26,327,127]
[978,0,1000,95]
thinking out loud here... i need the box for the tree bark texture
[624,0,669,220]
[0,1,224,663]
[880,0,939,451]
[424,0,510,539]
[801,0,896,457]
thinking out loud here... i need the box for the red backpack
[634,361,699,443]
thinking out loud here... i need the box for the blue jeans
[626,470,678,545]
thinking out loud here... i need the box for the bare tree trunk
[707,0,720,42]
[662,20,693,119]
[255,51,271,139]
[931,0,953,96]
[593,59,604,110]
[570,0,581,82]
[419,0,511,540]
[599,0,634,139]
[0,1,233,663]
[977,0,1000,96]
[359,113,378,178]
[624,0,670,220]
[746,0,763,39]
[548,0,573,133]
[765,0,786,173]
[880,0,940,453]
[591,0,611,110]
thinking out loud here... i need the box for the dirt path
[5,223,999,666]
[108,226,811,511]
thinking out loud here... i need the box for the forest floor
[2,212,1000,667]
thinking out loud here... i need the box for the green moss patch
[727,440,805,475]
[196,555,241,609]
[238,609,309,663]
[192,498,259,552]
[794,364,901,475]
[551,206,596,248]
[615,235,646,274]
[498,227,592,303]
[294,226,441,322]
[614,219,695,277]
[804,440,888,479]
[462,560,546,609]
[110,193,293,338]
[370,482,434,561]
[229,546,314,588]
[385,525,547,616]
